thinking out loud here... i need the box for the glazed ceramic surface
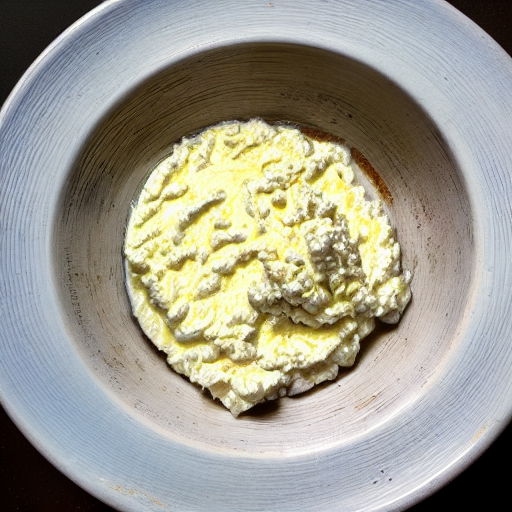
[1,1,511,511]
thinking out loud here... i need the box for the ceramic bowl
[1,1,511,511]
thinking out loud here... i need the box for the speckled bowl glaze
[1,1,511,511]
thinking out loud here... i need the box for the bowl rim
[1,1,511,511]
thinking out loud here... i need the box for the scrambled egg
[124,119,411,416]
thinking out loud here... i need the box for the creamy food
[124,119,411,416]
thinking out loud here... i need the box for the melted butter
[124,119,411,416]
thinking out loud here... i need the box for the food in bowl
[124,119,411,415]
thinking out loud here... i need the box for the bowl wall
[54,43,474,455]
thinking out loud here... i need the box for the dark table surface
[1,1,511,510]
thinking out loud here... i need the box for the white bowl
[1,1,511,510]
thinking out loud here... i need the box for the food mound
[124,119,411,416]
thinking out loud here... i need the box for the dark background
[1,1,511,510]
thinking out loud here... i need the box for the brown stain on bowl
[300,125,346,146]
[351,147,393,204]
[471,425,488,444]
[299,125,393,204]
[111,485,165,508]
[355,394,379,410]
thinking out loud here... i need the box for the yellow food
[124,119,411,415]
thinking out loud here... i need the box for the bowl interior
[54,43,473,455]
